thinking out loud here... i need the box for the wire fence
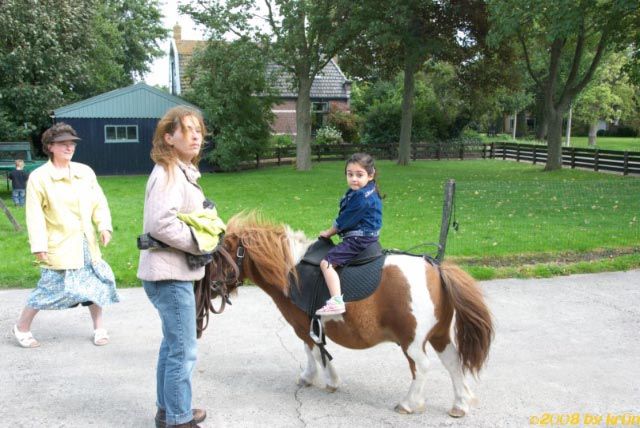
[443,179,640,262]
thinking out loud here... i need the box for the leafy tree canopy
[182,0,364,170]
[183,39,278,171]
[488,0,639,170]
[0,0,166,140]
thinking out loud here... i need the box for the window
[311,102,330,135]
[312,102,329,113]
[104,125,139,143]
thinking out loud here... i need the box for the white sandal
[12,325,40,348]
[93,328,109,346]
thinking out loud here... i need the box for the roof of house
[267,60,350,99]
[54,83,200,119]
[171,26,351,100]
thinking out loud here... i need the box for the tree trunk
[511,110,517,140]
[588,122,598,146]
[545,109,564,171]
[398,55,418,166]
[534,90,547,140]
[295,76,313,171]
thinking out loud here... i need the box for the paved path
[1,270,639,427]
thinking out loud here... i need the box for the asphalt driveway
[1,269,639,427]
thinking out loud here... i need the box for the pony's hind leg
[310,344,341,392]
[297,343,319,387]
[435,342,477,417]
[395,344,430,414]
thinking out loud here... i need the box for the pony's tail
[439,261,493,375]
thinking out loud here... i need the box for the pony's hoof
[448,407,466,418]
[394,404,412,414]
[297,377,313,387]
[326,385,338,393]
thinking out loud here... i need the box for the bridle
[194,241,246,338]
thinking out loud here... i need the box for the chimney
[173,24,182,41]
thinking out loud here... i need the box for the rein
[194,244,245,338]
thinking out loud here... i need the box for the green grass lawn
[482,133,640,152]
[1,159,639,287]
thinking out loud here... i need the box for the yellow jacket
[26,161,112,270]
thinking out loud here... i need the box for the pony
[218,212,493,417]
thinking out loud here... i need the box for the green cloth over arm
[177,208,226,253]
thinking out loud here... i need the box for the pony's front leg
[436,343,477,417]
[297,343,318,387]
[310,345,341,392]
[395,343,430,414]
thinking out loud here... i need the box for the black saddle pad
[289,238,385,316]
[302,237,383,265]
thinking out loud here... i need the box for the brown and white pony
[220,212,493,417]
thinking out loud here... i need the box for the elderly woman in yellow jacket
[12,123,120,348]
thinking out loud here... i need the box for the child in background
[9,159,29,207]
[316,153,383,316]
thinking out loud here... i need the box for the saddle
[289,237,385,316]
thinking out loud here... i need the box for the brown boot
[155,408,207,428]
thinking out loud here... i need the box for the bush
[605,126,638,137]
[327,108,361,143]
[314,126,343,145]
[206,132,270,171]
[461,129,483,140]
[270,134,294,147]
[360,101,402,146]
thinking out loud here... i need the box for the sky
[142,0,206,88]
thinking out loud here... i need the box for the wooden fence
[216,140,640,176]
[250,140,486,168]
[483,142,640,176]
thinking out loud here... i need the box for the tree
[573,52,638,146]
[182,0,363,171]
[1,0,95,136]
[489,0,639,170]
[496,89,533,140]
[341,0,487,164]
[0,0,166,140]
[183,39,278,170]
[112,0,167,80]
[352,62,465,145]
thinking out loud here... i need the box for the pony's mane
[226,211,295,291]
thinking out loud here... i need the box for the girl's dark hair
[345,152,384,198]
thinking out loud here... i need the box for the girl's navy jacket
[333,181,382,238]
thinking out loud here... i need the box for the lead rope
[194,263,213,339]
[194,246,240,338]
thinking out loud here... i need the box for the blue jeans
[12,189,25,206]
[143,280,198,425]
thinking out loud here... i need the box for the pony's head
[223,211,312,295]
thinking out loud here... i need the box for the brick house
[169,25,352,136]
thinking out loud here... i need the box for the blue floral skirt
[26,240,120,310]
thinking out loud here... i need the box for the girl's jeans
[143,280,198,425]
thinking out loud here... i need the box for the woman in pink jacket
[137,106,209,428]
